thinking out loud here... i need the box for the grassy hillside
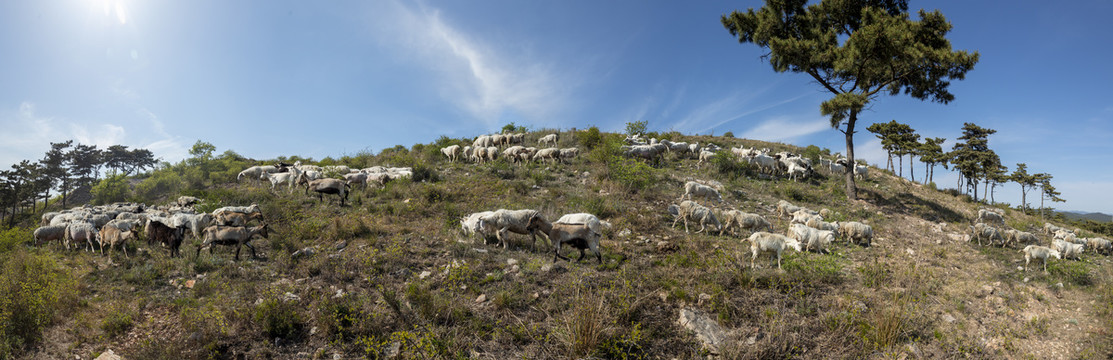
[4,129,1112,359]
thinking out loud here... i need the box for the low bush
[0,249,78,358]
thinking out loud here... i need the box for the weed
[254,291,305,340]
[556,285,611,358]
[1047,261,1092,286]
[598,323,647,360]
[857,259,890,289]
[0,249,78,358]
[100,303,136,338]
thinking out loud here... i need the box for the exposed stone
[419,271,432,279]
[184,279,196,289]
[678,307,728,355]
[283,292,301,302]
[506,258,519,266]
[657,241,679,253]
[476,294,487,303]
[95,349,121,360]
[941,314,956,323]
[292,247,315,259]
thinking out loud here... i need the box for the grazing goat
[682,181,723,203]
[1021,245,1060,272]
[305,178,350,206]
[478,209,545,250]
[147,219,187,258]
[527,217,602,264]
[745,232,801,270]
[196,225,269,260]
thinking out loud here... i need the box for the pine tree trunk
[983,179,989,203]
[845,111,859,200]
[898,155,903,178]
[909,154,915,182]
[1021,188,1027,214]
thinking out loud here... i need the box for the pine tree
[722,0,978,199]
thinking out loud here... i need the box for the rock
[419,271,432,279]
[184,280,196,289]
[678,307,728,355]
[506,258,518,266]
[476,294,487,303]
[334,241,348,251]
[1023,277,1030,283]
[618,229,632,238]
[941,314,956,323]
[384,341,401,358]
[656,241,679,253]
[976,285,995,298]
[283,292,301,302]
[1055,282,1064,289]
[541,263,564,273]
[853,301,868,312]
[310,326,318,335]
[906,343,922,358]
[531,292,540,300]
[292,247,315,259]
[95,349,122,360]
[905,248,915,256]
[333,289,345,299]
[1017,266,1024,271]
[508,264,520,273]
[698,293,712,305]
[474,248,488,254]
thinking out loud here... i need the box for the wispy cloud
[739,116,833,144]
[0,102,189,169]
[369,1,575,131]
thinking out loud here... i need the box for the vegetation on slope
[0,128,1110,359]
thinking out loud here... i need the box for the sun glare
[114,1,127,24]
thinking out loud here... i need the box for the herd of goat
[22,131,1112,275]
[32,199,268,261]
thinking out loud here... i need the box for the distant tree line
[0,141,157,226]
[868,121,1064,217]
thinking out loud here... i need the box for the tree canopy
[722,0,979,199]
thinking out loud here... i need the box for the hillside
[1061,211,1113,223]
[6,129,1113,359]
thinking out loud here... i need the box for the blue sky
[2,1,1111,213]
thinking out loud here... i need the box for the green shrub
[91,174,130,205]
[0,249,78,357]
[0,227,31,253]
[1047,261,1092,286]
[132,170,184,203]
[101,304,136,338]
[578,127,604,150]
[254,293,304,339]
[411,163,440,183]
[722,131,734,138]
[624,120,647,136]
[711,150,756,179]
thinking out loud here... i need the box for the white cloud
[0,102,189,169]
[739,116,833,144]
[368,1,574,130]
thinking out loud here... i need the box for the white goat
[790,223,834,253]
[441,145,460,162]
[538,133,559,146]
[682,181,723,203]
[746,232,801,270]
[719,210,772,236]
[1021,245,1060,272]
[839,221,873,246]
